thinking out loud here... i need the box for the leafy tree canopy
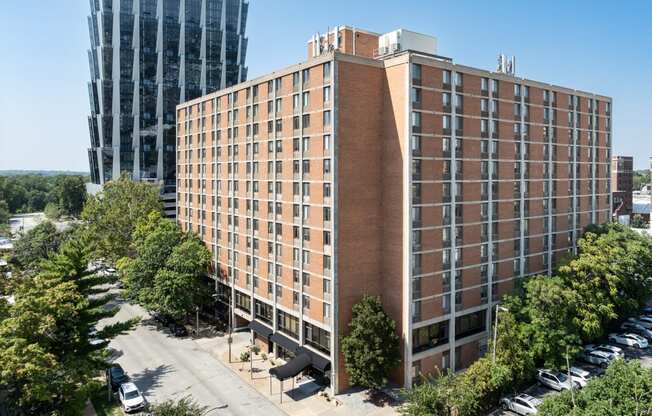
[341,295,401,390]
[13,221,64,269]
[120,212,212,319]
[81,174,163,261]
[539,359,652,416]
[0,235,138,414]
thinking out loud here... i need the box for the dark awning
[269,353,311,381]
[297,346,331,373]
[248,320,273,338]
[270,332,299,353]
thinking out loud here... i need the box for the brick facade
[176,26,612,392]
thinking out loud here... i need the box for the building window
[304,322,330,354]
[254,299,273,326]
[323,110,331,126]
[323,62,331,82]
[443,70,451,85]
[455,310,487,340]
[412,321,449,354]
[323,86,331,103]
[277,310,299,339]
[412,63,422,81]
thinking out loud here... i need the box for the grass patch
[89,381,123,416]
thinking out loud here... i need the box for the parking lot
[492,342,652,415]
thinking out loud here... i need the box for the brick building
[176,26,612,393]
[610,156,633,217]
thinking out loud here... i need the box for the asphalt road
[103,301,285,416]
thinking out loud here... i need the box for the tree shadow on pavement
[129,364,175,394]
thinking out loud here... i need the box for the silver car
[580,349,614,368]
[568,366,592,387]
[621,322,652,340]
[537,369,580,391]
[608,332,649,349]
[585,344,624,358]
[500,393,542,415]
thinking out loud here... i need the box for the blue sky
[1,0,651,171]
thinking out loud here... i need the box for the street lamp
[492,305,508,365]
[195,306,200,337]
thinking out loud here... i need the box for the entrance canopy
[269,352,311,381]
[248,320,273,338]
[297,346,331,373]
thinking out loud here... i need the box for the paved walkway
[104,303,286,416]
[193,332,399,416]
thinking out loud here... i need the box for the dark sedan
[106,364,128,391]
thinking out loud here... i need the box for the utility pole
[567,347,576,409]
[492,305,508,364]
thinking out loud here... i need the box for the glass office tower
[86,0,248,216]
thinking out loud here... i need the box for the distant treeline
[0,175,87,217]
[0,170,89,177]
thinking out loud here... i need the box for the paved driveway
[103,301,286,416]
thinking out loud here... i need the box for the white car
[580,349,614,368]
[537,369,580,391]
[568,366,592,388]
[118,382,146,413]
[608,333,648,349]
[500,393,542,415]
[585,344,624,358]
[621,322,652,340]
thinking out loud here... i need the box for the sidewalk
[193,331,399,416]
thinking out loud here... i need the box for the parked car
[585,344,624,358]
[608,332,649,349]
[568,366,592,388]
[106,364,128,391]
[642,306,652,315]
[118,382,146,413]
[500,393,542,415]
[637,316,652,328]
[537,369,580,391]
[168,322,188,337]
[621,322,652,340]
[580,349,614,368]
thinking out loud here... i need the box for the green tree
[148,396,209,416]
[0,201,9,234]
[400,372,457,416]
[55,175,87,217]
[341,295,400,390]
[82,174,163,261]
[518,276,582,369]
[121,212,212,319]
[13,221,63,269]
[44,201,61,219]
[0,200,11,224]
[147,237,211,319]
[631,214,648,229]
[121,212,183,303]
[632,169,650,191]
[0,235,137,414]
[539,360,652,416]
